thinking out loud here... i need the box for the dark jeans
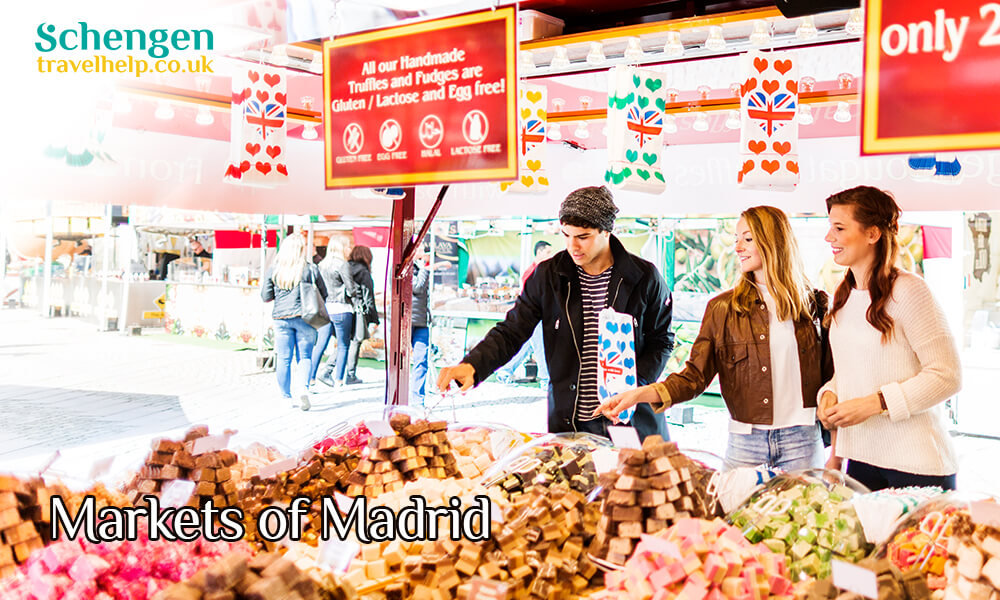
[273,317,317,398]
[847,459,957,492]
[567,411,670,443]
[411,326,430,406]
[311,311,354,383]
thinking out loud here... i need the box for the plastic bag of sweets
[445,421,531,480]
[853,486,947,546]
[727,470,873,580]
[479,432,611,499]
[311,405,425,454]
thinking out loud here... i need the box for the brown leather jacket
[653,287,833,425]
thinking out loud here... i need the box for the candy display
[228,442,292,486]
[446,424,526,480]
[591,517,795,600]
[943,509,1000,600]
[2,525,250,600]
[854,487,945,546]
[590,437,712,566]
[0,475,51,578]
[880,498,967,590]
[804,558,931,600]
[728,473,872,580]
[314,423,372,455]
[482,434,607,500]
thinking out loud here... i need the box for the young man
[437,186,675,440]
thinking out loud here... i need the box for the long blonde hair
[320,237,349,269]
[732,206,812,321]
[270,233,307,290]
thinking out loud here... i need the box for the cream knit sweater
[821,271,961,475]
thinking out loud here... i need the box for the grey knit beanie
[559,186,618,232]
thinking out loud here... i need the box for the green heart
[654,172,665,182]
[643,152,657,166]
[645,78,663,93]
[633,75,641,88]
[614,97,628,110]
[626,149,638,162]
[621,167,632,179]
[624,92,634,105]
[608,96,616,108]
[655,98,666,111]
[604,170,613,183]
[638,96,649,108]
[612,170,625,185]
[637,169,651,180]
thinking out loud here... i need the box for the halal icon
[343,123,364,155]
[379,119,402,152]
[418,115,443,149]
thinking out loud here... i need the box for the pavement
[0,307,997,496]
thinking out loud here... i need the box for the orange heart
[773,141,791,156]
[500,181,513,191]
[526,160,541,172]
[526,91,543,104]
[787,161,799,174]
[774,60,792,75]
[521,175,534,186]
[754,57,768,73]
[521,108,531,119]
[748,140,766,155]
[538,176,549,186]
[742,159,755,175]
[738,171,744,183]
[786,80,798,94]
[762,160,780,174]
[741,78,757,97]
[762,80,779,95]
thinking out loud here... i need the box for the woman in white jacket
[818,186,960,491]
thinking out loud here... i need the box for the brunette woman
[818,186,960,490]
[343,245,379,385]
[596,206,832,470]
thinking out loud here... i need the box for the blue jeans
[496,323,548,387]
[847,460,956,492]
[274,317,317,398]
[309,311,354,383]
[724,423,823,472]
[411,326,430,406]
[310,322,332,383]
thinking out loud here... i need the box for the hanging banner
[605,66,667,193]
[225,64,289,187]
[500,83,548,194]
[322,7,518,189]
[738,50,799,191]
[863,0,1000,154]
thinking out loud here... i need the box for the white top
[326,301,354,314]
[731,284,815,434]
[821,271,960,475]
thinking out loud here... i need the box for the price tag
[317,539,360,574]
[365,420,396,438]
[467,576,511,600]
[831,559,878,599]
[88,456,115,480]
[191,434,231,456]
[971,501,1000,528]
[607,426,642,450]
[160,480,196,508]
[591,448,619,474]
[259,458,298,480]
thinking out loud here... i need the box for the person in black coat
[344,245,379,385]
[437,186,675,441]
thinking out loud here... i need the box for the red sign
[863,0,1000,154]
[323,8,517,189]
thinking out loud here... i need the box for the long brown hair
[824,186,901,342]
[732,206,813,322]
[348,245,373,271]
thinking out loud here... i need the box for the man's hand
[436,363,476,393]
[592,385,660,423]
[817,390,838,429]
[825,393,882,428]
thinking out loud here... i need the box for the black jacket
[318,257,356,306]
[411,265,431,328]
[261,264,327,319]
[463,235,675,440]
[349,261,379,340]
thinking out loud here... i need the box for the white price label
[160,480,196,508]
[831,559,878,599]
[591,448,620,474]
[258,458,298,480]
[607,426,642,450]
[365,420,396,438]
[971,501,1000,528]
[191,434,231,456]
[88,456,115,480]
[317,539,360,574]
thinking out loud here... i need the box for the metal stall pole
[99,205,112,329]
[257,220,270,369]
[41,199,54,318]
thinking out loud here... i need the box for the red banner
[863,0,1000,154]
[215,230,278,249]
[353,227,391,248]
[322,7,517,189]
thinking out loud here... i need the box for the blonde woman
[261,233,327,409]
[595,206,833,470]
[312,238,357,388]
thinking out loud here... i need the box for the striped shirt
[576,265,614,421]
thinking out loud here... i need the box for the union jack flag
[520,118,546,155]
[747,91,796,137]
[244,100,285,140]
[599,350,624,386]
[626,105,663,147]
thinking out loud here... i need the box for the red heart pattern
[256,90,269,103]
[232,88,251,105]
[276,164,288,176]
[742,160,755,175]
[762,80,779,95]
[787,161,799,174]
[266,145,281,159]
[786,80,798,94]
[774,60,792,75]
[762,160,780,174]
[246,143,261,156]
[748,141,766,155]
[264,73,281,88]
[275,93,287,105]
[248,70,260,84]
[255,162,272,175]
[773,141,791,156]
[754,57,768,73]
[240,161,251,173]
[741,78,757,97]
